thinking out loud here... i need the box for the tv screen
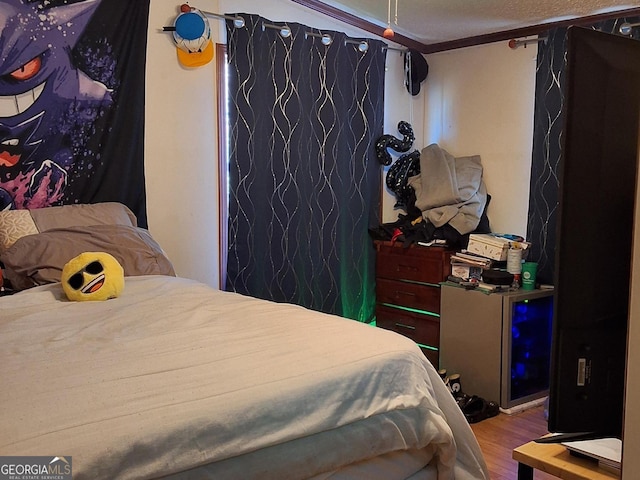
[548,27,640,440]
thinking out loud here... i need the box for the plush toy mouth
[81,274,105,294]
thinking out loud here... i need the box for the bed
[0,203,489,480]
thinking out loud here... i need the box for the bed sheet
[0,275,488,480]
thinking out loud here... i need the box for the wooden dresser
[374,241,453,367]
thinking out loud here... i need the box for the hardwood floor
[471,405,557,480]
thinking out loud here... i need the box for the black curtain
[0,0,149,226]
[225,14,386,322]
[527,18,640,285]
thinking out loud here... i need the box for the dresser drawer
[375,245,451,284]
[376,278,441,314]
[376,305,439,348]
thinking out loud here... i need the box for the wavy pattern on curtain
[526,18,640,285]
[225,14,386,322]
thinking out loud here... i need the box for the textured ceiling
[321,0,640,46]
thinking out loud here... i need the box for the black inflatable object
[375,121,415,165]
[385,150,421,207]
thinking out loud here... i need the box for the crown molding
[291,1,640,54]
[290,0,425,51]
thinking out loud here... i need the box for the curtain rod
[201,10,246,28]
[186,11,408,54]
[508,36,547,49]
[260,22,406,53]
[620,21,640,35]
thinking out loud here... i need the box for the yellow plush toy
[61,252,124,302]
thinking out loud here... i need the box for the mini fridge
[440,285,554,409]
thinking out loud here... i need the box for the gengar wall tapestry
[0,0,150,226]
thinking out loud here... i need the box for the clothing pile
[371,143,492,248]
[409,143,488,236]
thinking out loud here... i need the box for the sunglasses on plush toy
[62,252,124,302]
[67,261,104,290]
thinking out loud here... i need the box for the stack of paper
[451,251,492,268]
[562,437,621,472]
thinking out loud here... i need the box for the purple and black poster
[0,0,150,225]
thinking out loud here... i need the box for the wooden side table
[512,441,619,479]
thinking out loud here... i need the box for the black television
[547,27,640,441]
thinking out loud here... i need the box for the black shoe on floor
[462,395,500,424]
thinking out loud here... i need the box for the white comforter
[0,276,488,480]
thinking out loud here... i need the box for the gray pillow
[0,202,137,254]
[1,224,175,291]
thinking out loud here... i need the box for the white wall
[145,1,221,287]
[380,48,427,223]
[145,0,417,287]
[145,1,538,287]
[423,42,537,236]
